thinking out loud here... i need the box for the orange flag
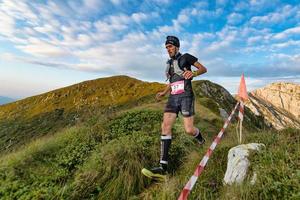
[237,73,248,102]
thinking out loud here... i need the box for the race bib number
[170,80,185,95]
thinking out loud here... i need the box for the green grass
[138,127,299,200]
[1,106,298,200]
[221,128,300,200]
[0,109,192,199]
[0,125,102,200]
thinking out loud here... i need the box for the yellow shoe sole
[141,168,166,181]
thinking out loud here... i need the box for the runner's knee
[161,122,172,134]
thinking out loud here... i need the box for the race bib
[170,80,185,95]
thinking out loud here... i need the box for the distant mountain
[0,96,15,105]
[246,82,300,130]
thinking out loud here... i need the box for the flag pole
[237,73,248,144]
[239,102,243,144]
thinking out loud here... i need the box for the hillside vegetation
[0,76,298,199]
[0,76,164,154]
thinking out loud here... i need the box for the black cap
[165,36,180,47]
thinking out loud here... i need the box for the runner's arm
[192,61,207,77]
[162,84,171,95]
[183,61,207,79]
[156,84,171,101]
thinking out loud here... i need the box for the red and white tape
[178,102,240,200]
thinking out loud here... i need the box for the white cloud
[155,2,221,35]
[94,20,127,33]
[177,13,189,23]
[107,14,131,25]
[46,1,72,17]
[132,12,148,23]
[110,0,121,5]
[17,40,70,58]
[248,0,279,11]
[0,0,300,86]
[1,0,38,22]
[171,14,189,32]
[269,53,300,71]
[191,7,223,22]
[227,12,244,25]
[247,36,263,45]
[273,26,300,40]
[271,40,300,48]
[0,0,163,73]
[206,35,234,52]
[0,11,15,37]
[83,0,103,10]
[250,0,268,6]
[249,5,298,26]
[204,26,238,54]
[72,31,163,73]
[67,0,104,15]
[187,32,215,56]
[156,8,192,34]
[234,1,249,12]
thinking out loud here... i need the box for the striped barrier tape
[178,101,240,200]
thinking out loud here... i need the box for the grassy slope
[0,77,298,199]
[0,97,299,200]
[0,76,164,154]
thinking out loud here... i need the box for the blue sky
[0,0,299,99]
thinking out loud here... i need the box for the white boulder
[224,143,265,185]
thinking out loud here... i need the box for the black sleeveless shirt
[167,53,198,97]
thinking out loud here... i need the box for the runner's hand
[156,92,165,101]
[183,70,193,79]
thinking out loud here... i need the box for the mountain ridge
[0,75,164,153]
[0,75,265,154]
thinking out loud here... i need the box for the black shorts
[164,95,195,117]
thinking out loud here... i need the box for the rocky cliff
[246,82,300,130]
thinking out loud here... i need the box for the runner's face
[165,44,177,57]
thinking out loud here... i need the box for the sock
[160,135,172,171]
[194,128,204,141]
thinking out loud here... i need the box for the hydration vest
[165,52,192,81]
